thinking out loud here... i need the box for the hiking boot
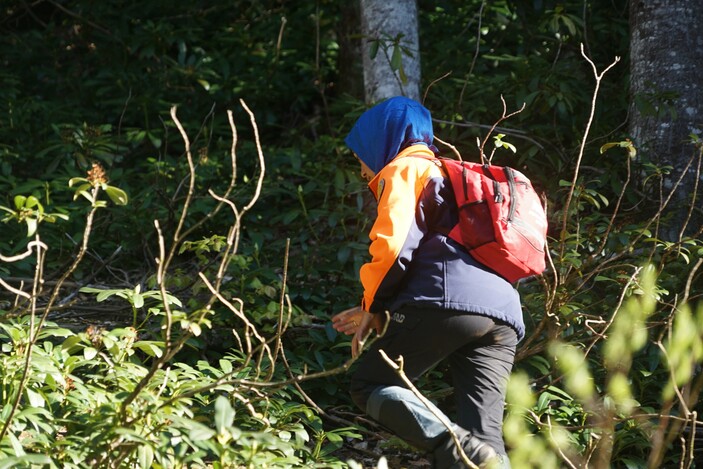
[432,425,499,469]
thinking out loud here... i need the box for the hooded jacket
[345,97,525,340]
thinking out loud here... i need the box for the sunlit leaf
[25,217,38,237]
[134,341,163,357]
[138,445,154,469]
[105,186,129,205]
[13,195,26,209]
[188,421,216,441]
[25,388,45,407]
[84,347,98,360]
[132,292,144,309]
[215,395,235,434]
[68,177,89,187]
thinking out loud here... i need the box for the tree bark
[359,0,421,103]
[336,2,364,100]
[629,0,703,238]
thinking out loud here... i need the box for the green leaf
[132,292,144,309]
[13,195,26,209]
[61,335,83,352]
[369,40,379,60]
[105,185,129,205]
[398,64,408,85]
[6,431,25,457]
[74,185,95,203]
[219,359,233,374]
[0,455,52,469]
[96,290,121,302]
[561,16,577,36]
[214,395,235,434]
[73,183,93,195]
[25,195,40,209]
[25,217,38,237]
[390,45,402,71]
[68,177,89,187]
[36,327,73,340]
[600,140,637,158]
[84,347,98,360]
[599,142,618,154]
[134,341,164,357]
[503,141,517,153]
[138,445,154,469]
[493,134,517,153]
[188,421,216,441]
[162,292,183,307]
[189,322,202,336]
[25,388,45,407]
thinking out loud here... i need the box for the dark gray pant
[350,305,517,462]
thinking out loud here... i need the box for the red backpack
[440,158,548,283]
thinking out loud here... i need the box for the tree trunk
[336,2,364,100]
[629,0,703,238]
[359,0,421,103]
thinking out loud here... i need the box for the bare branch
[240,99,266,213]
[558,45,620,259]
[477,95,526,165]
[377,349,479,469]
[0,240,48,263]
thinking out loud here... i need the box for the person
[332,96,523,468]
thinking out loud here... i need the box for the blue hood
[345,96,437,174]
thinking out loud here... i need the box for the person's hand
[351,311,376,358]
[332,306,383,358]
[331,306,365,336]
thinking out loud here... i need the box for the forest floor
[325,409,431,469]
[335,435,431,469]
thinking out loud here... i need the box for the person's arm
[360,156,430,313]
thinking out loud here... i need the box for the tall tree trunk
[629,0,703,239]
[336,2,364,100]
[359,0,421,103]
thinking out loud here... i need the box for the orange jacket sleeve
[360,145,440,312]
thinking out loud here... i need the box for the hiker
[332,96,522,468]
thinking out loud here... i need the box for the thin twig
[546,414,578,469]
[559,45,620,260]
[120,102,265,421]
[676,144,703,242]
[423,71,452,104]
[239,99,266,213]
[458,1,486,108]
[682,258,703,305]
[583,267,642,357]
[477,96,526,165]
[434,135,463,161]
[0,240,48,263]
[377,349,478,469]
[271,239,291,370]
